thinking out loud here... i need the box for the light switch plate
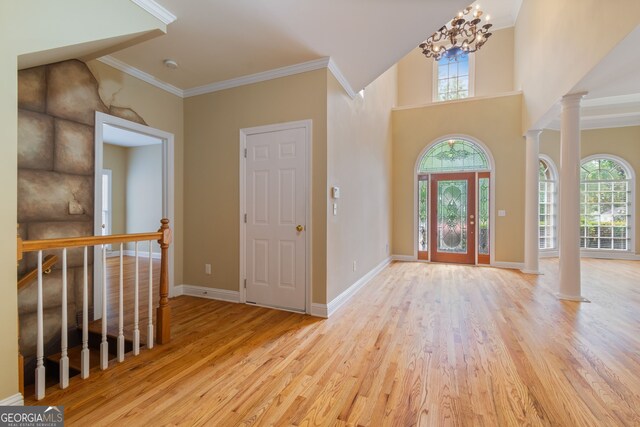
[498,210,506,217]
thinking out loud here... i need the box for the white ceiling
[103,124,163,147]
[545,25,640,130]
[111,0,497,93]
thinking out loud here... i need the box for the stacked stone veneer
[17,60,146,360]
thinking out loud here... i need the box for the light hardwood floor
[26,259,640,426]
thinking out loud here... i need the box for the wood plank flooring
[25,259,640,426]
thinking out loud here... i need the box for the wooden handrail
[19,231,164,256]
[18,255,58,290]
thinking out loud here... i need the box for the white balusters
[81,246,89,379]
[117,243,125,362]
[133,242,140,355]
[35,250,45,400]
[59,248,69,389]
[147,240,154,349]
[100,244,108,370]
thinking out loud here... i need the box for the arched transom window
[539,158,557,250]
[580,157,633,251]
[418,139,489,173]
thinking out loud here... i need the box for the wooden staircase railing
[16,218,172,400]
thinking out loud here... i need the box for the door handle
[296,225,304,232]
[101,224,106,229]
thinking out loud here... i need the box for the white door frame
[239,119,313,314]
[93,112,175,320]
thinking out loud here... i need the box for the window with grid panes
[580,158,632,251]
[436,53,470,101]
[539,159,556,250]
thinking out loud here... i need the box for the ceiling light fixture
[419,4,492,61]
[163,59,179,69]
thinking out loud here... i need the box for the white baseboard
[491,261,525,270]
[175,284,240,303]
[0,392,24,406]
[310,303,328,318]
[540,250,559,258]
[391,254,417,262]
[318,257,391,318]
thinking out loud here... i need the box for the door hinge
[244,213,247,223]
[244,279,247,288]
[244,148,247,158]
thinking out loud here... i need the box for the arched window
[418,139,489,173]
[580,156,633,251]
[539,157,557,250]
[416,138,492,264]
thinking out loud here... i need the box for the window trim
[432,53,476,103]
[580,153,635,254]
[538,155,558,252]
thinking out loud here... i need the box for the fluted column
[558,92,588,301]
[523,130,542,274]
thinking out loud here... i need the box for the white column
[523,129,542,274]
[558,92,588,301]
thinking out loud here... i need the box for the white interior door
[245,127,307,312]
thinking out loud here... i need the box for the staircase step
[46,345,102,373]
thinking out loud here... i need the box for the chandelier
[419,4,493,61]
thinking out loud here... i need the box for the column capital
[525,129,543,140]
[561,92,588,107]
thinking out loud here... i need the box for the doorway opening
[94,112,175,320]
[415,137,494,265]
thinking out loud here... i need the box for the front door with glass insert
[430,173,476,264]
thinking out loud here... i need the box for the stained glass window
[478,177,489,255]
[418,178,428,252]
[580,158,632,251]
[539,159,556,250]
[436,53,470,101]
[419,139,489,173]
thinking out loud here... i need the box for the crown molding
[183,57,331,97]
[130,0,177,25]
[328,59,357,99]
[98,55,361,101]
[97,56,184,97]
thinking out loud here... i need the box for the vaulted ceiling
[109,0,483,93]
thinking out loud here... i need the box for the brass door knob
[296,225,304,232]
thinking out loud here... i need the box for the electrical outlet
[386,243,389,254]
[205,264,212,275]
[353,260,357,272]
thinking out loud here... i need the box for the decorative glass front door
[430,173,476,264]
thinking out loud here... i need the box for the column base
[521,269,542,275]
[556,293,590,302]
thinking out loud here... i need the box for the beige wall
[540,126,640,254]
[0,0,164,403]
[514,0,640,130]
[87,59,185,285]
[103,143,128,235]
[392,94,525,263]
[183,70,328,304]
[326,67,397,302]
[126,144,163,253]
[397,28,515,107]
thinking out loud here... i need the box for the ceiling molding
[182,57,331,98]
[98,56,184,97]
[547,112,640,131]
[98,55,358,100]
[328,59,357,99]
[130,0,177,25]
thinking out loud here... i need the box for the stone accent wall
[17,59,146,359]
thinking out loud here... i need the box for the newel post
[156,218,172,344]
[17,225,24,395]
